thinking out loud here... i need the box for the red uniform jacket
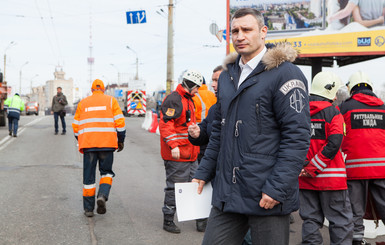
[159,84,199,162]
[339,90,385,180]
[299,99,347,190]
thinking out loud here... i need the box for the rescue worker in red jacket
[72,79,126,217]
[339,71,385,245]
[159,69,202,233]
[299,71,353,245]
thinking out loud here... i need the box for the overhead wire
[34,0,58,64]
[46,0,63,65]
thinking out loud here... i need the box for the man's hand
[188,123,200,138]
[299,168,312,177]
[117,142,124,152]
[259,192,280,210]
[171,147,180,159]
[192,178,206,194]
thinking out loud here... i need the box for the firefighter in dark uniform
[159,69,203,233]
[339,71,385,245]
[299,71,353,245]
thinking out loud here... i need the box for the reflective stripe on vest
[196,93,206,121]
[77,118,114,125]
[78,127,117,135]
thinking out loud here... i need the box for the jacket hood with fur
[222,42,298,71]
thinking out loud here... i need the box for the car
[26,101,39,115]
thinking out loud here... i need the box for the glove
[117,142,124,152]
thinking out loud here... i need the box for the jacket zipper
[232,167,239,184]
[235,120,242,137]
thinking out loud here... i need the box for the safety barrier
[148,112,159,133]
[142,111,153,130]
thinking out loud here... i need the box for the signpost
[126,10,147,24]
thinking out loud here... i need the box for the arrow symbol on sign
[129,13,133,24]
[137,11,146,23]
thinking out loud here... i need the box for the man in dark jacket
[51,87,68,135]
[192,8,311,245]
[339,71,385,245]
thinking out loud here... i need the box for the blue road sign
[115,89,123,98]
[130,102,137,109]
[126,10,147,24]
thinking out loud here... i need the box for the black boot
[163,220,181,233]
[196,218,207,232]
[9,131,12,136]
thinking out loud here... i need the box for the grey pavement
[0,115,384,245]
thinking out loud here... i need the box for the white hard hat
[182,69,203,88]
[311,71,342,100]
[346,71,373,94]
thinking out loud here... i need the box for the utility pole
[166,0,174,95]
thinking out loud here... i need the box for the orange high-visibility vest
[192,84,217,123]
[73,91,125,153]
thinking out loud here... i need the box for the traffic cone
[148,113,159,133]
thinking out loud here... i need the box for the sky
[1,0,385,100]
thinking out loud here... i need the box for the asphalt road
[0,115,384,245]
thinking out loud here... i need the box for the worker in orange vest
[72,79,126,217]
[192,77,217,123]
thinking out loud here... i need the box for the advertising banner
[266,28,385,57]
[227,0,385,57]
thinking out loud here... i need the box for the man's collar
[239,46,267,70]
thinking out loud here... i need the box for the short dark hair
[213,65,223,73]
[57,87,62,90]
[232,8,265,29]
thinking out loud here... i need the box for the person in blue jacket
[192,8,311,245]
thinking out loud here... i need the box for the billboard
[227,0,385,58]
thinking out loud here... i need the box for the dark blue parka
[194,43,311,216]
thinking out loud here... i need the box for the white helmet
[182,69,203,88]
[311,71,342,101]
[346,71,373,94]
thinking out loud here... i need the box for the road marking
[0,117,45,151]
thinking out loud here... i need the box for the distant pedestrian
[159,69,203,233]
[4,93,25,137]
[193,8,310,245]
[299,71,353,245]
[72,79,126,217]
[52,87,68,135]
[339,71,385,245]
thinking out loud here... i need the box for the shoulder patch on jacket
[161,92,183,122]
[165,108,175,117]
[279,79,306,95]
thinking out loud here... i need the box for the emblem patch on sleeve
[280,79,307,95]
[290,89,305,113]
[165,108,175,117]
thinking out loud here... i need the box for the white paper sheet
[175,182,213,222]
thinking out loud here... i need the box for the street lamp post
[110,64,120,88]
[19,61,29,94]
[30,74,39,95]
[3,41,16,82]
[126,46,139,80]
